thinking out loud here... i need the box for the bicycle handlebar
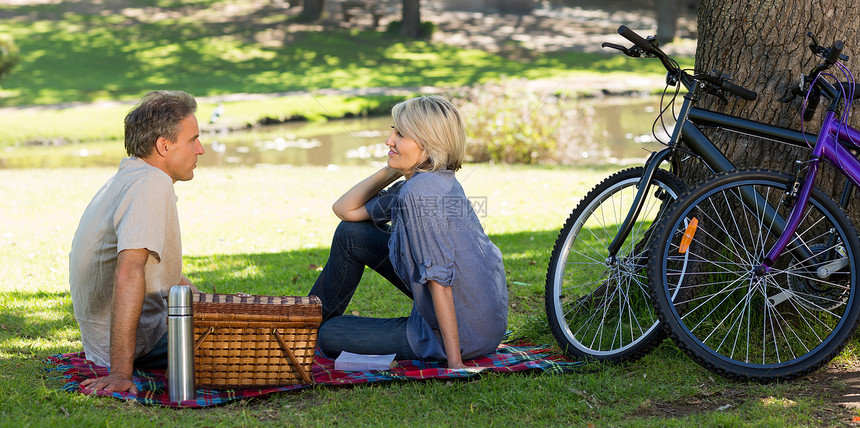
[611,25,757,101]
[801,38,851,118]
[825,40,844,66]
[612,26,852,120]
[721,80,758,101]
[617,25,652,52]
[615,26,680,76]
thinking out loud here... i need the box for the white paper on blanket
[334,351,397,371]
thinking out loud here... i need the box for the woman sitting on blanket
[309,96,508,369]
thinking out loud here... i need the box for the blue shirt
[365,170,508,360]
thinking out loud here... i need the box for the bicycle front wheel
[546,167,685,362]
[648,169,860,381]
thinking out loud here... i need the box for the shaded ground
[328,0,698,55]
[0,0,697,56]
[630,362,860,424]
[416,0,698,93]
[0,0,695,111]
[426,0,698,56]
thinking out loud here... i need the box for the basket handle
[273,329,313,384]
[194,326,215,353]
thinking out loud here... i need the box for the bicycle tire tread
[546,167,685,363]
[647,168,860,381]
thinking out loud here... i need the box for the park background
[1,0,859,426]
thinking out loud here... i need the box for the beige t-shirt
[69,157,182,368]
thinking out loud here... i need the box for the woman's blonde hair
[391,96,466,172]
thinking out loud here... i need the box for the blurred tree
[400,0,421,37]
[0,34,19,84]
[301,0,325,20]
[656,0,678,44]
[657,0,697,45]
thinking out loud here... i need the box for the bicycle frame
[606,84,815,260]
[762,109,860,271]
[574,25,860,378]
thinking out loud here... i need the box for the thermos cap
[168,285,193,316]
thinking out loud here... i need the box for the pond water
[0,96,670,169]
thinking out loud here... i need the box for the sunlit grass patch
[0,290,78,353]
[0,0,692,110]
[2,162,859,425]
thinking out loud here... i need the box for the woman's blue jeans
[309,221,419,360]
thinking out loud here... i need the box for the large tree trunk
[401,0,421,37]
[686,0,860,219]
[301,0,325,20]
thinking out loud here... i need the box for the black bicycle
[546,26,814,362]
[647,35,860,381]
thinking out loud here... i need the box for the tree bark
[401,0,421,37]
[687,0,860,218]
[301,0,325,20]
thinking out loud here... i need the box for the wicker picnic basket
[191,292,322,388]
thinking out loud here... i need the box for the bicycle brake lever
[807,32,826,55]
[601,42,640,57]
[779,89,797,103]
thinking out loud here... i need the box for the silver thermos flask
[168,285,195,402]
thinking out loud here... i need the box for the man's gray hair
[124,91,197,158]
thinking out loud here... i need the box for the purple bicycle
[647,34,860,381]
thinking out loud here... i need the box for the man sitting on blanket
[68,91,205,394]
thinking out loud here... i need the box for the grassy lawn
[2,164,859,426]
[0,0,693,148]
[2,0,857,425]
[0,1,676,107]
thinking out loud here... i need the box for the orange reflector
[678,217,699,254]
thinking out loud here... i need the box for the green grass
[2,164,857,426]
[0,9,678,107]
[0,0,693,147]
[1,1,851,425]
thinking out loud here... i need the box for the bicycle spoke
[548,169,687,361]
[648,170,860,380]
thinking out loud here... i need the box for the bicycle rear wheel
[648,169,860,381]
[546,167,686,362]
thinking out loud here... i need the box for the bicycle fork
[606,148,674,262]
[756,149,847,308]
[605,88,702,262]
[759,111,857,279]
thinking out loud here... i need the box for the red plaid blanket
[44,342,582,408]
